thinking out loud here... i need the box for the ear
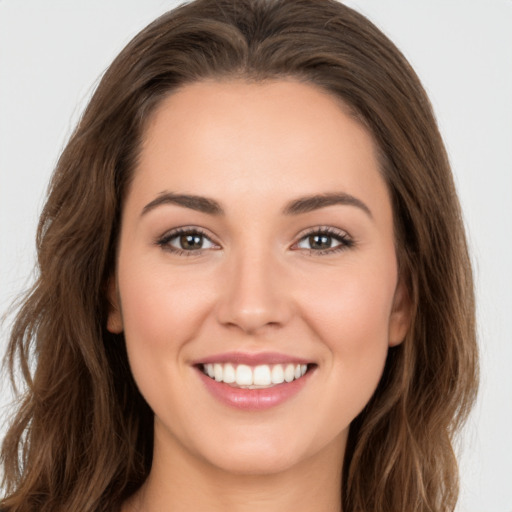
[106,276,123,334]
[388,277,412,347]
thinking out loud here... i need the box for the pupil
[180,234,203,250]
[309,234,331,249]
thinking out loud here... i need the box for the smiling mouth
[199,362,315,389]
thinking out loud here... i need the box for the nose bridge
[216,237,291,333]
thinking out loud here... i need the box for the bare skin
[111,80,410,512]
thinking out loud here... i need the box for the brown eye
[158,229,218,253]
[178,233,204,250]
[295,228,353,254]
[308,234,334,250]
[297,233,342,251]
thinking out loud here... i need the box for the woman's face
[108,80,410,476]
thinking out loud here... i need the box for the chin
[189,428,306,476]
[197,425,343,477]
[208,449,301,476]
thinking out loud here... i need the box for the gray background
[1,1,511,510]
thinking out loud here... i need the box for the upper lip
[192,351,313,366]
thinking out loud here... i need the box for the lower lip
[195,366,315,411]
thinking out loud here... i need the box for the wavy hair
[1,1,478,510]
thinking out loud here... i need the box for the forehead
[130,79,390,219]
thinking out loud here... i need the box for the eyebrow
[141,192,224,216]
[141,191,372,218]
[283,192,373,218]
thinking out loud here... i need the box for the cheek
[115,256,218,398]
[118,258,212,345]
[300,262,397,348]
[296,258,397,407]
[116,260,220,427]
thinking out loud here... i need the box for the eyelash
[155,226,354,256]
[293,226,354,255]
[156,227,218,257]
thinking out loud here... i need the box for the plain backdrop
[1,1,511,510]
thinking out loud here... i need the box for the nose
[215,248,293,335]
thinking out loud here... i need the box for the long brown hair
[1,1,478,510]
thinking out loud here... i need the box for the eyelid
[155,226,221,254]
[291,226,354,254]
[155,225,354,256]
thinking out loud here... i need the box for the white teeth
[201,362,310,387]
[284,364,295,383]
[253,365,272,386]
[214,363,223,382]
[271,364,285,384]
[223,363,236,383]
[236,364,253,385]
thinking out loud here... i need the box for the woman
[0,1,478,511]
